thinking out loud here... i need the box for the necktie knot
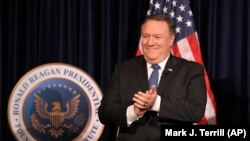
[149,64,160,88]
[151,64,160,70]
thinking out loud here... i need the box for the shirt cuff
[150,95,161,112]
[126,105,142,126]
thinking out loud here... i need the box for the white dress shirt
[126,55,170,125]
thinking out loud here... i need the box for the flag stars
[163,6,168,13]
[170,10,175,18]
[188,10,193,16]
[172,0,177,7]
[185,20,192,27]
[179,4,185,12]
[175,26,181,33]
[176,15,183,22]
[147,1,196,39]
[147,10,151,16]
[68,87,72,91]
[154,2,161,9]
[150,0,154,4]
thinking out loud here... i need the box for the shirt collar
[146,54,170,70]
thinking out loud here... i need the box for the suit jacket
[98,54,207,141]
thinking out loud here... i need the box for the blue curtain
[190,0,250,125]
[0,0,249,140]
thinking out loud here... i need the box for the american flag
[136,0,217,124]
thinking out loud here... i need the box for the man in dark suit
[98,14,207,141]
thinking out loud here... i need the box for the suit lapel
[157,55,181,96]
[135,57,149,92]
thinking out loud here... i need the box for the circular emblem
[8,63,104,141]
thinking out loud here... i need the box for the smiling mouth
[147,47,158,50]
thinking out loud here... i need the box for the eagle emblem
[31,94,82,138]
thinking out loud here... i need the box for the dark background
[0,0,249,140]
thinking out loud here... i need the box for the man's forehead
[142,21,169,32]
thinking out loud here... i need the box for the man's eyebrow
[141,33,164,35]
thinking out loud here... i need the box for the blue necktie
[149,64,160,88]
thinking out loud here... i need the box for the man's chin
[144,56,159,63]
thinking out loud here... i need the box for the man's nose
[148,37,154,46]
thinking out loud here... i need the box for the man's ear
[169,35,175,46]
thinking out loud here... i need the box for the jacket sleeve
[98,63,128,127]
[158,63,207,123]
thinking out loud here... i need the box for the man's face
[141,20,174,64]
